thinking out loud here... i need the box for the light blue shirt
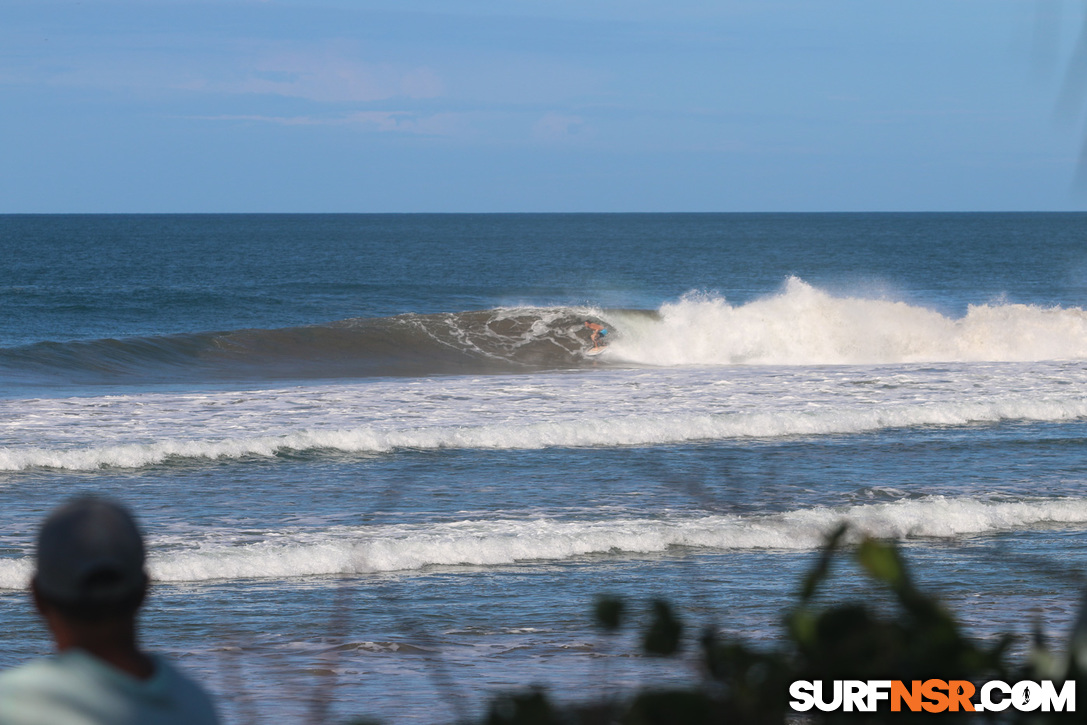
[0,649,219,725]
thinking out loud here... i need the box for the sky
[1,0,1085,212]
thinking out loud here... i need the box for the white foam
[604,279,1087,366]
[0,558,33,591]
[2,395,1085,471]
[4,351,1087,472]
[1,496,1083,588]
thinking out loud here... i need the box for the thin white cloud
[187,110,464,136]
[212,50,444,103]
[2,34,443,105]
[532,112,588,142]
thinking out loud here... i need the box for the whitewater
[609,278,1087,365]
[3,359,1087,471]
[1,496,1085,589]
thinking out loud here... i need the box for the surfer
[584,321,609,350]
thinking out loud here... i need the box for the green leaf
[593,594,625,632]
[856,537,906,588]
[800,523,849,601]
[643,600,683,657]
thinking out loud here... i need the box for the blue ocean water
[2,213,1087,723]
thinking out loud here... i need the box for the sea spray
[604,279,1087,366]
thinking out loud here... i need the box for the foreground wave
[5,278,1087,385]
[1,496,1082,587]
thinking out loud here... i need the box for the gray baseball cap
[34,496,148,607]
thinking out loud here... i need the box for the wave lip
[1,496,1081,588]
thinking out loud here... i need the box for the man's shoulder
[0,654,79,690]
[0,654,105,725]
[0,651,219,725]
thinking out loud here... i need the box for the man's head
[32,496,148,621]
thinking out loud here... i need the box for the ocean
[2,213,1087,723]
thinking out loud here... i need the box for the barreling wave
[0,307,604,384]
[1,496,1084,587]
[4,278,1087,385]
[5,395,1087,471]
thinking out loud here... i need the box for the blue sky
[1,0,1083,212]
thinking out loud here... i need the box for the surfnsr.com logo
[789,680,1075,713]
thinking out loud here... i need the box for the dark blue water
[4,213,1087,348]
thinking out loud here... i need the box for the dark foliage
[353,528,1086,724]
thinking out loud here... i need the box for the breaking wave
[4,279,1087,385]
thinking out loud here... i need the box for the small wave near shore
[1,495,1083,587]
[3,394,1087,472]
